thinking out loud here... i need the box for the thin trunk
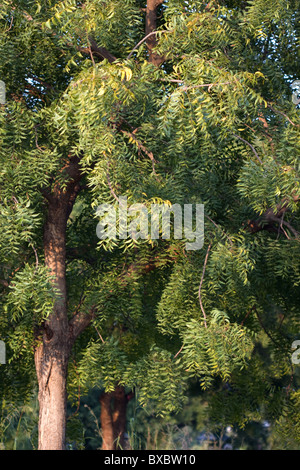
[100,386,128,450]
[100,392,115,450]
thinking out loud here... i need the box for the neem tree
[0,0,299,450]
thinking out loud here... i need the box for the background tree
[0,0,299,450]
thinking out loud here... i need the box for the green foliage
[0,395,38,450]
[181,312,254,388]
[0,199,40,262]
[5,264,58,325]
[274,390,300,449]
[126,347,188,417]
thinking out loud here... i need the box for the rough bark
[35,340,70,450]
[34,156,90,450]
[35,200,71,450]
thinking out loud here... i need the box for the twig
[4,16,13,33]
[232,133,263,165]
[198,243,212,328]
[106,160,120,203]
[126,31,167,60]
[267,208,299,239]
[241,305,255,326]
[204,214,233,247]
[34,125,44,152]
[278,212,290,240]
[120,129,158,176]
[160,78,231,92]
[279,218,299,238]
[182,81,231,92]
[267,103,299,127]
[94,326,105,344]
[174,344,184,359]
[30,244,39,272]
[88,44,96,67]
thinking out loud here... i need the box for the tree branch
[69,306,96,341]
[88,38,117,64]
[161,79,231,92]
[76,38,117,64]
[248,196,299,238]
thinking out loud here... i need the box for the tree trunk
[34,199,71,450]
[35,341,70,450]
[100,392,115,450]
[100,386,129,450]
[112,386,127,448]
[34,157,84,450]
[145,0,165,66]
